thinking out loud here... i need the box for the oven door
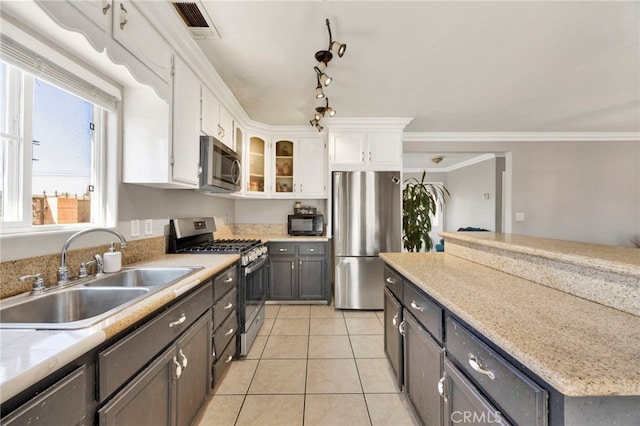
[243,253,268,332]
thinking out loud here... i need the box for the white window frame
[0,57,115,235]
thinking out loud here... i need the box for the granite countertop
[379,252,640,397]
[440,231,640,278]
[0,253,239,404]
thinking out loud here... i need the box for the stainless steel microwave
[288,214,325,236]
[199,135,241,193]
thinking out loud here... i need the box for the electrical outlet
[130,219,140,237]
[144,219,153,236]
[515,212,525,222]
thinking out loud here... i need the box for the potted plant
[402,171,450,252]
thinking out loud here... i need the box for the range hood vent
[172,2,220,39]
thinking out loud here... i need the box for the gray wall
[403,140,640,247]
[234,199,328,224]
[446,158,497,232]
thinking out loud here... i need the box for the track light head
[330,41,347,57]
[314,66,332,87]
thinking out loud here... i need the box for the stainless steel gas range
[168,217,268,356]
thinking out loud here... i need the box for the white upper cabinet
[294,137,327,198]
[327,118,412,171]
[122,56,201,189]
[171,56,201,186]
[112,1,172,83]
[201,86,234,149]
[271,137,327,199]
[70,1,112,34]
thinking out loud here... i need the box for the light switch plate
[515,212,525,222]
[144,219,153,236]
[130,219,140,237]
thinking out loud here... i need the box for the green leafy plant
[402,171,450,252]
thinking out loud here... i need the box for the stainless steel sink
[0,266,203,330]
[0,287,149,329]
[83,267,201,288]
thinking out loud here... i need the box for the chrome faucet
[58,228,127,285]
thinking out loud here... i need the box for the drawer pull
[172,357,182,380]
[398,320,406,336]
[308,248,315,252]
[438,374,447,401]
[223,302,234,310]
[225,328,235,336]
[410,300,424,312]
[224,277,234,283]
[385,277,396,284]
[179,349,188,369]
[392,314,398,327]
[279,248,287,252]
[468,353,495,380]
[169,313,187,328]
[225,355,233,363]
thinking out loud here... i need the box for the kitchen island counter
[379,251,640,397]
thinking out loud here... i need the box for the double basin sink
[0,267,203,330]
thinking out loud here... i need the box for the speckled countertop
[0,253,239,404]
[441,232,640,277]
[379,252,640,397]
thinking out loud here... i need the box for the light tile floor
[195,304,420,426]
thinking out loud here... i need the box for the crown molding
[402,132,640,142]
[404,153,497,174]
[324,117,414,131]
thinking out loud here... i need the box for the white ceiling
[193,1,640,135]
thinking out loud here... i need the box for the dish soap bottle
[103,242,121,273]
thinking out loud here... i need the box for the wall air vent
[172,2,220,40]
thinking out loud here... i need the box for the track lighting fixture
[314,66,332,87]
[309,18,347,131]
[315,75,325,99]
[314,18,347,65]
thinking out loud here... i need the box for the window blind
[0,34,120,111]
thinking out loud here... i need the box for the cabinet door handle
[392,314,399,327]
[225,328,235,336]
[119,3,128,30]
[172,356,182,380]
[169,313,186,328]
[468,353,495,380]
[438,374,447,401]
[308,248,315,252]
[224,302,234,310]
[224,277,234,283]
[385,277,396,284]
[279,248,287,252]
[179,349,188,369]
[410,300,424,312]
[212,348,216,358]
[225,355,233,363]
[102,3,111,15]
[398,320,406,336]
[368,151,372,162]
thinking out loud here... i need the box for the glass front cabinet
[243,134,326,198]
[247,135,268,195]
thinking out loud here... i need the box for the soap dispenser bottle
[103,242,121,273]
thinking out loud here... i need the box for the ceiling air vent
[172,2,220,40]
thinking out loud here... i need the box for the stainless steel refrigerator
[332,171,402,309]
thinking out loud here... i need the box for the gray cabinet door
[98,345,174,426]
[2,366,87,426]
[404,310,444,426]
[298,255,325,299]
[384,288,403,390]
[175,313,211,426]
[269,255,297,299]
[443,359,511,426]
